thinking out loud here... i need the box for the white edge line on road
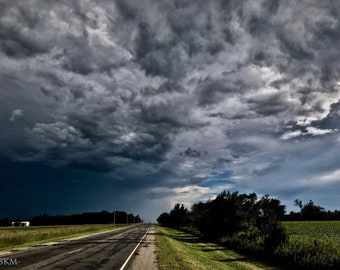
[66,248,83,255]
[119,227,150,270]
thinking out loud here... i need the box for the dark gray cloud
[1,0,340,221]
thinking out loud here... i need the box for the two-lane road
[1,224,150,270]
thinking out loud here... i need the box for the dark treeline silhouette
[158,190,287,252]
[157,191,340,269]
[284,199,340,221]
[0,218,11,226]
[30,211,142,226]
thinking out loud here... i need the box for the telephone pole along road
[0,224,152,270]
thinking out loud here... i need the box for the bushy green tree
[157,190,288,251]
[157,212,171,227]
[289,199,329,221]
[256,195,287,250]
[169,203,190,228]
[301,200,325,220]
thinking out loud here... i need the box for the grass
[155,226,279,270]
[0,224,131,251]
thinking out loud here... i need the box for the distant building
[12,221,30,227]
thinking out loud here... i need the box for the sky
[1,0,340,222]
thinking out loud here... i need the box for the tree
[294,199,303,210]
[191,201,208,235]
[301,200,325,220]
[169,204,190,228]
[256,195,287,249]
[292,199,327,220]
[0,218,11,227]
[157,212,171,227]
[157,190,288,251]
[135,215,142,223]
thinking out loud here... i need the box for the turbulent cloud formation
[1,0,340,221]
[9,109,23,122]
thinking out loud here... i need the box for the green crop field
[282,221,340,243]
[0,224,131,251]
[277,221,340,269]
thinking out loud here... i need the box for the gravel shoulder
[128,225,158,270]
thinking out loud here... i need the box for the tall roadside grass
[273,221,340,269]
[0,224,130,250]
[274,236,340,270]
[217,222,340,269]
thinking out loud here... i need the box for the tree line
[284,199,340,221]
[0,211,142,226]
[157,190,340,253]
[0,218,11,226]
[30,211,142,226]
[158,191,287,252]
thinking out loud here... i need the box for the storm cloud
[1,0,340,221]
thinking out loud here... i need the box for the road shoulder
[128,225,158,270]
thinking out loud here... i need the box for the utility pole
[113,211,116,227]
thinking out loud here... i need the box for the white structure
[20,221,30,227]
[11,221,30,227]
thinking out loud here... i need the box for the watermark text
[0,258,20,266]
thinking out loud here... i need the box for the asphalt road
[0,224,150,270]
